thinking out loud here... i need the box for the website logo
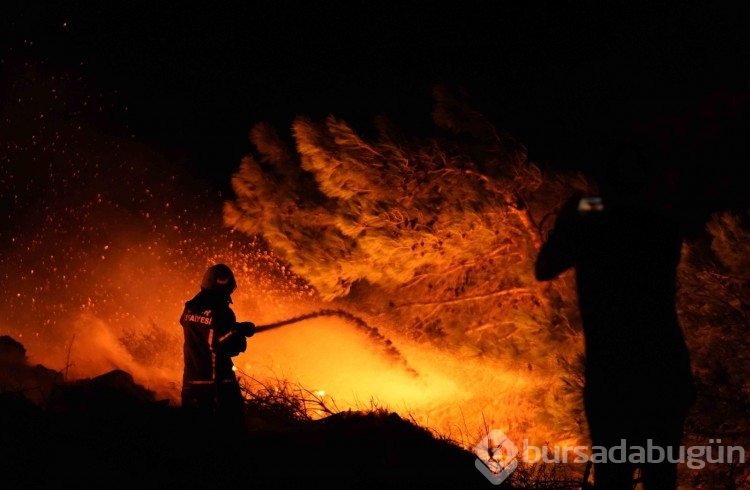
[474,429,519,485]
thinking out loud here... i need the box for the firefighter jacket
[180,289,245,385]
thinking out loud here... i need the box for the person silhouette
[535,143,696,489]
[180,263,256,431]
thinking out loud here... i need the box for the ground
[0,341,496,489]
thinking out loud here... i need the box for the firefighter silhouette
[180,263,255,428]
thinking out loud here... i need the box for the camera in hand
[578,196,604,213]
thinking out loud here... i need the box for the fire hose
[252,309,419,377]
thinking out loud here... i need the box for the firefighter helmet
[200,263,237,295]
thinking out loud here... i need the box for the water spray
[253,309,419,377]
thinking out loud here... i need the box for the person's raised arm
[534,194,583,281]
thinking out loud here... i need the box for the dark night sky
[2,2,750,208]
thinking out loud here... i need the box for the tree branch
[392,287,533,309]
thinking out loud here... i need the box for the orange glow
[1,186,584,456]
[4,243,580,450]
[1,61,586,462]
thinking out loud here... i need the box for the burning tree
[224,87,589,349]
[224,87,594,442]
[224,86,750,483]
